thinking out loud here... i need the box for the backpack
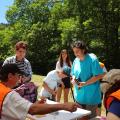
[15,82,38,103]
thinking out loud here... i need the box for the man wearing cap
[101,69,120,120]
[0,63,79,120]
[39,66,71,101]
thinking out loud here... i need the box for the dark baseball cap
[0,63,24,76]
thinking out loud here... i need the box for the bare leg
[56,87,62,102]
[63,88,70,103]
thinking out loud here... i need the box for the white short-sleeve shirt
[1,91,32,120]
[56,61,68,72]
[103,66,107,73]
[39,70,61,98]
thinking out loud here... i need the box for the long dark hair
[58,49,71,67]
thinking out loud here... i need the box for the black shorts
[59,77,71,88]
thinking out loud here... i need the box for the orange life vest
[105,89,120,110]
[0,83,11,118]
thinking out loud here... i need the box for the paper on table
[36,108,91,120]
[28,99,91,120]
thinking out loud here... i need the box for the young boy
[39,66,71,101]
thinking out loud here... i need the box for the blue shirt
[108,99,120,117]
[71,53,103,105]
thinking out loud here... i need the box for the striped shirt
[3,56,32,80]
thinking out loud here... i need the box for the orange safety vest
[0,83,11,118]
[105,89,120,110]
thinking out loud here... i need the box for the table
[27,100,91,120]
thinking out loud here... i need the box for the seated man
[0,63,79,120]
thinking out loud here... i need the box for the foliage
[0,0,120,73]
[0,26,14,61]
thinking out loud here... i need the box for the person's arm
[106,99,120,120]
[3,91,79,119]
[78,73,105,87]
[22,61,32,82]
[78,56,105,87]
[107,112,120,120]
[28,102,79,115]
[43,82,56,95]
[86,73,105,85]
[27,61,32,78]
[56,61,62,71]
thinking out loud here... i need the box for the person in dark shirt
[101,69,120,120]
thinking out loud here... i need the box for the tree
[3,0,120,74]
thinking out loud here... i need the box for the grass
[32,74,44,89]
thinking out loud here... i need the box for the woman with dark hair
[71,40,104,120]
[56,49,72,103]
[101,69,120,120]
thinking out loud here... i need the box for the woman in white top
[56,49,72,103]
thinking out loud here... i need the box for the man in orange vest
[0,63,79,120]
[101,69,120,120]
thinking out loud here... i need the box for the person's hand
[63,102,81,112]
[37,97,46,104]
[71,76,78,85]
[51,90,57,96]
[71,77,76,85]
[78,82,86,88]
